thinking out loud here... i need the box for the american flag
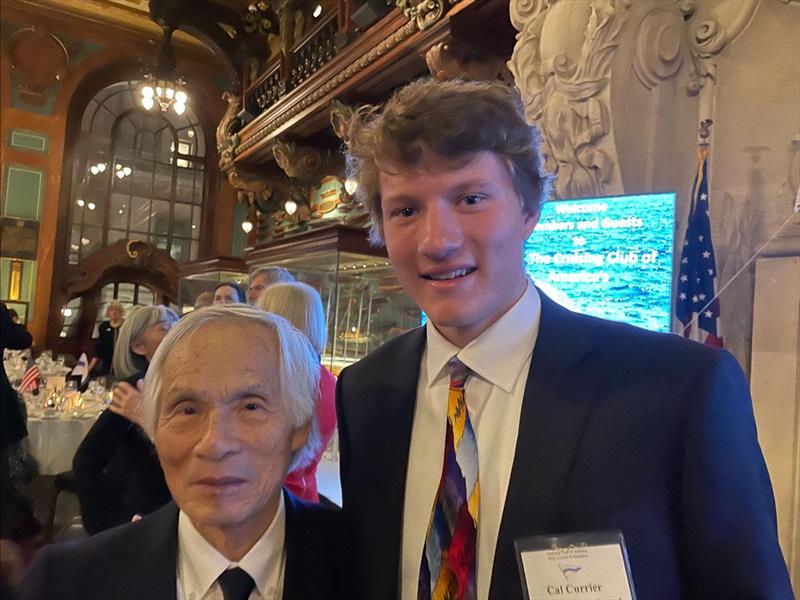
[675,146,723,347]
[19,356,41,393]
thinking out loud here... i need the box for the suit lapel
[343,327,426,600]
[489,294,596,599]
[119,502,179,600]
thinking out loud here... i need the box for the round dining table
[25,414,99,476]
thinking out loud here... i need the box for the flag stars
[702,251,711,258]
[680,275,688,282]
[679,293,687,300]
[699,293,706,300]
[692,295,699,303]
[700,193,708,200]
[708,269,714,275]
[698,235,704,242]
[704,310,713,318]
[682,257,689,264]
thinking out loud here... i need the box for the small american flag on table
[19,356,42,394]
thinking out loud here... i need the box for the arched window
[66,81,206,264]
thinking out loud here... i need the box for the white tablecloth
[26,416,97,475]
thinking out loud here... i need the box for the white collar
[425,281,541,393]
[177,494,286,599]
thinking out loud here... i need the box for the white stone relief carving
[509,0,631,199]
[684,0,759,101]
[633,8,685,90]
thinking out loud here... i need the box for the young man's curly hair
[345,77,553,245]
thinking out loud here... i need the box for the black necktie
[217,567,255,600]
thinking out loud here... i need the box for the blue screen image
[524,193,676,332]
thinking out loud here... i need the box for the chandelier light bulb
[175,90,188,104]
[155,86,163,97]
[142,85,154,99]
[76,198,85,207]
[173,102,186,116]
[142,96,154,110]
[97,162,107,173]
[90,165,99,175]
[241,219,254,233]
[87,202,96,211]
[62,307,73,318]
[123,166,132,176]
[284,199,298,215]
[166,87,175,99]
[116,171,125,179]
[313,4,322,17]
[81,237,90,246]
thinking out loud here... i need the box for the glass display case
[177,257,249,312]
[247,225,422,374]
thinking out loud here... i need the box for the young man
[336,78,792,600]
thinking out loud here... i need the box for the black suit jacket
[18,491,354,600]
[336,292,793,600]
[73,371,171,535]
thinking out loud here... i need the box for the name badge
[515,531,636,600]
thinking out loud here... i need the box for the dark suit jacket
[18,491,354,600]
[336,292,793,600]
[1,303,32,447]
[73,371,171,535]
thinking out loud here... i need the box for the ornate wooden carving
[273,138,343,182]
[425,38,511,82]
[330,99,355,144]
[62,240,180,297]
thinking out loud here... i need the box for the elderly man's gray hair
[142,304,320,471]
[249,266,294,285]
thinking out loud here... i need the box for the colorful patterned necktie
[419,357,479,600]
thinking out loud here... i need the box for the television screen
[524,192,676,332]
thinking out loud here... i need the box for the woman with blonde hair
[74,305,178,534]
[257,281,337,503]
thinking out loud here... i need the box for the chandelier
[140,73,188,115]
[139,26,189,116]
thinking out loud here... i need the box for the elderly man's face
[154,321,308,540]
[246,275,269,305]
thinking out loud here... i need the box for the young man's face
[379,151,538,347]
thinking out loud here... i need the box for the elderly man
[247,267,294,305]
[20,306,351,600]
[336,78,791,600]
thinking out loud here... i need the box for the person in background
[336,78,792,600]
[247,266,295,305]
[0,303,40,574]
[213,281,246,305]
[73,305,177,534]
[19,306,353,600]
[192,291,214,311]
[88,300,125,378]
[257,282,337,503]
[7,308,20,324]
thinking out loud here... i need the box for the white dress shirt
[400,282,541,600]
[176,495,287,600]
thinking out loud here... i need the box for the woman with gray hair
[257,281,336,503]
[20,305,353,600]
[73,305,178,535]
